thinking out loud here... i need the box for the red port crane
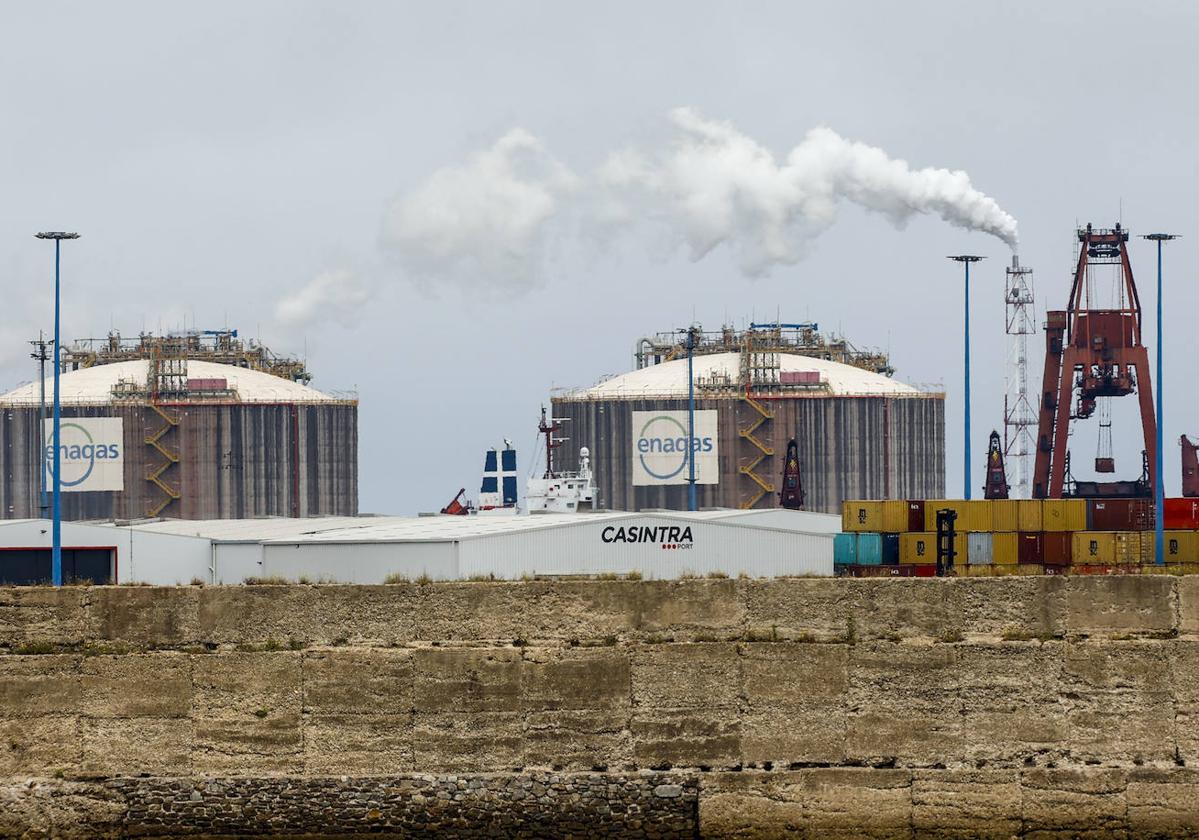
[1032,224,1156,499]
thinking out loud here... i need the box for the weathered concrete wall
[3,576,1199,837]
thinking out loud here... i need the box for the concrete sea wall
[2,576,1199,837]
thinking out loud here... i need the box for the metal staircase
[738,392,775,509]
[145,402,181,517]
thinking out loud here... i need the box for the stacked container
[834,496,1199,577]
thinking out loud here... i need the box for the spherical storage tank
[0,359,357,520]
[552,349,944,514]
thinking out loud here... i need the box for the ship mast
[538,405,565,479]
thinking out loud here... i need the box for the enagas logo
[47,422,121,487]
[635,415,714,481]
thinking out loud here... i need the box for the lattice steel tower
[1003,256,1037,497]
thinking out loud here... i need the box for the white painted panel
[262,541,459,583]
[459,515,833,579]
[212,543,265,584]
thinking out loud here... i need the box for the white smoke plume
[380,128,579,290]
[275,269,371,330]
[380,108,1018,287]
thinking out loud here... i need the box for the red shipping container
[1165,498,1199,529]
[906,501,925,533]
[1090,499,1154,531]
[1018,532,1043,564]
[911,564,938,577]
[1043,532,1072,565]
[1074,564,1114,576]
[886,565,916,577]
[780,371,821,386]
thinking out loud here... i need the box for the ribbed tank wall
[551,395,943,513]
[0,403,357,520]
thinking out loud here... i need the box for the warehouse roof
[93,509,840,545]
[0,360,341,405]
[566,353,923,398]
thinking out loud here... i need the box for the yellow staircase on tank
[738,393,775,509]
[145,402,182,517]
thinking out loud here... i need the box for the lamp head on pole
[1141,233,1179,242]
[35,232,80,240]
[947,255,985,264]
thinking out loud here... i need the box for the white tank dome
[0,359,342,405]
[572,352,921,398]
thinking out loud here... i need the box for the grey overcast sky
[2,1,1196,512]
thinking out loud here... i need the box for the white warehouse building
[0,509,836,585]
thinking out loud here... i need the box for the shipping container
[922,500,991,533]
[1114,532,1145,565]
[857,533,883,566]
[1072,532,1115,565]
[1090,499,1153,532]
[1043,564,1068,576]
[992,500,1019,532]
[906,500,925,533]
[779,370,821,386]
[1165,499,1199,530]
[1017,500,1043,532]
[834,533,857,565]
[993,532,1019,565]
[1043,499,1087,532]
[1073,563,1116,575]
[881,501,908,533]
[842,501,880,532]
[963,563,995,577]
[1018,532,1043,564]
[968,532,993,565]
[1043,532,1072,565]
[911,564,938,577]
[1165,531,1199,562]
[881,533,900,565]
[899,532,935,564]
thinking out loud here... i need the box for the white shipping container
[967,532,993,565]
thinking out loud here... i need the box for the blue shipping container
[834,533,857,566]
[856,533,883,566]
[882,533,900,565]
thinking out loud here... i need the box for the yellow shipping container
[1072,531,1116,564]
[1114,532,1144,564]
[899,531,948,564]
[1043,498,1087,532]
[922,500,991,533]
[991,500,1019,532]
[881,500,908,533]
[1017,499,1043,532]
[992,532,1019,565]
[843,501,880,532]
[1164,531,1199,562]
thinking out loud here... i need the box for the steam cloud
[275,269,371,330]
[380,107,1018,287]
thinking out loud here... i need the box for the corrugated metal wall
[0,402,357,520]
[550,394,944,513]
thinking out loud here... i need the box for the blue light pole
[685,326,698,512]
[35,232,79,587]
[1142,233,1178,566]
[948,255,984,500]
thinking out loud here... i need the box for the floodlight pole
[948,256,985,500]
[29,333,52,518]
[685,326,698,511]
[35,232,79,587]
[1142,233,1178,567]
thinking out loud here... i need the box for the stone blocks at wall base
[0,773,699,839]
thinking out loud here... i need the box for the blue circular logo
[638,415,691,480]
